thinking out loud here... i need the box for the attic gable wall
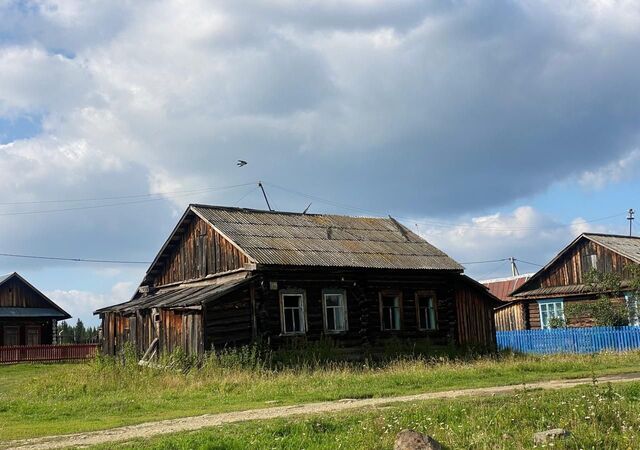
[0,277,52,308]
[149,215,251,287]
[529,238,634,290]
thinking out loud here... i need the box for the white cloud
[410,206,617,280]
[0,0,639,280]
[579,149,640,190]
[47,281,134,326]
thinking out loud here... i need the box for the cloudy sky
[1,0,640,325]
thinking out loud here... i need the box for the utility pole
[628,208,635,236]
[509,257,519,277]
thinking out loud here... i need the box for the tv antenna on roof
[628,208,635,236]
[258,181,273,211]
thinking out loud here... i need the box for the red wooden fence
[0,344,99,364]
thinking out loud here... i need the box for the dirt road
[4,372,640,450]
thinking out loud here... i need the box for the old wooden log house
[96,205,499,357]
[0,272,71,346]
[497,233,640,330]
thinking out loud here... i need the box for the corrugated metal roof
[584,233,640,264]
[512,284,593,298]
[192,205,463,271]
[0,307,69,318]
[97,277,252,313]
[481,274,532,302]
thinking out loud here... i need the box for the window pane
[292,309,300,332]
[392,308,401,330]
[334,308,344,331]
[383,309,392,329]
[285,309,295,332]
[327,308,336,330]
[325,294,341,307]
[428,307,436,329]
[382,296,398,308]
[283,295,301,308]
[419,308,427,329]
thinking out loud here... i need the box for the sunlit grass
[96,381,640,449]
[2,350,640,441]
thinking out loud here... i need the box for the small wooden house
[96,205,498,357]
[0,272,71,346]
[481,274,532,331]
[505,233,640,329]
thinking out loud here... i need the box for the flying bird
[237,160,248,167]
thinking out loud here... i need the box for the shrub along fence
[497,326,640,354]
[0,344,99,364]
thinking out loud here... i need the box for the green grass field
[94,381,640,449]
[2,351,640,442]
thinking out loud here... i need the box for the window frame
[538,299,565,329]
[379,290,403,331]
[415,290,438,331]
[279,289,307,336]
[25,325,41,346]
[322,289,348,334]
[3,325,19,346]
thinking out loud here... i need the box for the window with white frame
[538,299,565,329]
[280,291,306,335]
[625,292,639,326]
[416,292,437,330]
[380,291,402,330]
[323,289,348,333]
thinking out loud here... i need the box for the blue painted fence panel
[496,326,640,354]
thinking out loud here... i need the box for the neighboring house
[0,272,71,346]
[96,205,499,357]
[507,233,640,330]
[481,274,532,331]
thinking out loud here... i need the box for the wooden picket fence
[497,326,640,354]
[0,344,99,364]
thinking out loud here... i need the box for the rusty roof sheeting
[191,205,463,271]
[481,274,532,302]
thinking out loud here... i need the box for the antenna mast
[628,208,635,236]
[258,182,273,211]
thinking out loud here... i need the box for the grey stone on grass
[394,429,443,450]
[533,428,570,445]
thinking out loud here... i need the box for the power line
[460,258,509,265]
[515,258,544,267]
[0,183,255,217]
[262,182,626,232]
[0,252,150,265]
[0,182,255,206]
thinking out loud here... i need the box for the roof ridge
[190,203,387,220]
[583,232,640,240]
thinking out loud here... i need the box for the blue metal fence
[496,326,640,354]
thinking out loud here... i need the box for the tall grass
[3,349,640,441]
